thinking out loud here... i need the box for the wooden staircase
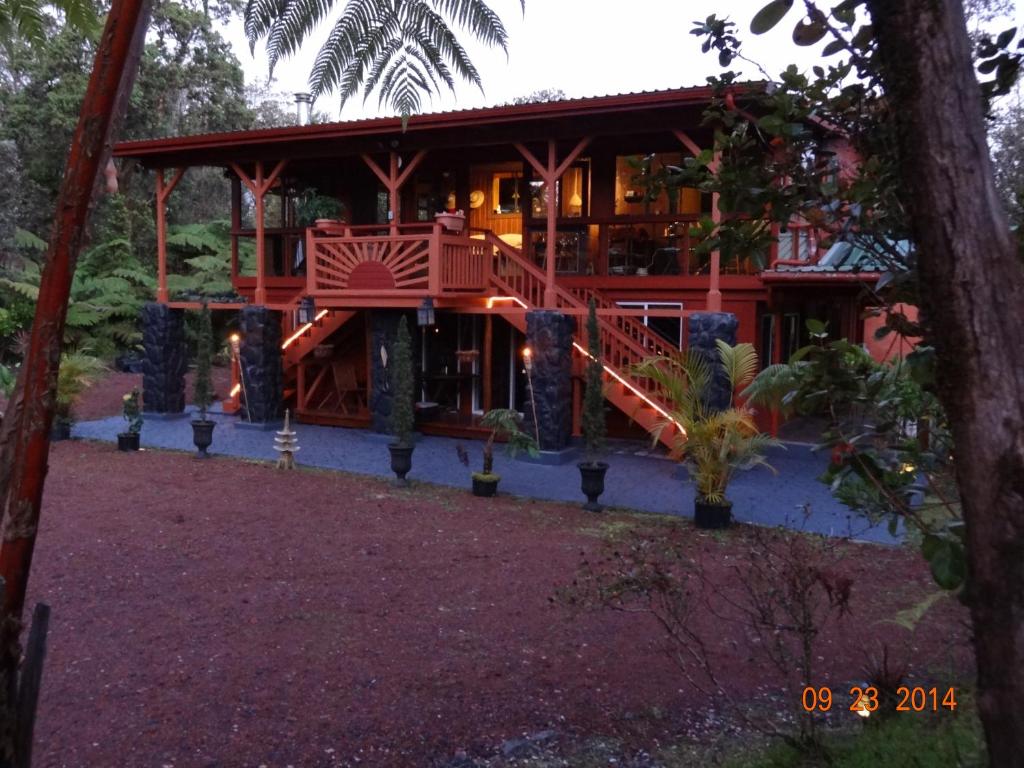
[283,310,356,368]
[481,233,682,450]
[281,309,357,412]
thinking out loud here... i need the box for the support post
[707,151,723,312]
[141,302,187,414]
[525,310,575,451]
[687,312,738,412]
[238,306,283,423]
[254,161,265,305]
[514,138,591,308]
[482,314,493,413]
[230,160,287,307]
[545,141,557,307]
[155,167,185,303]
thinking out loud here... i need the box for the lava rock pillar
[687,311,739,412]
[524,310,575,451]
[368,310,405,434]
[239,306,283,423]
[141,302,187,414]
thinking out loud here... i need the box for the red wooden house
[114,85,879,448]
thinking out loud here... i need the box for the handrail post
[305,226,316,298]
[428,225,441,295]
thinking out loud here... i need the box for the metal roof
[112,83,756,164]
[763,239,910,282]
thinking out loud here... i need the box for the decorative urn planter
[51,419,72,441]
[191,419,216,458]
[117,432,140,452]
[434,212,466,234]
[694,498,732,529]
[578,461,609,512]
[388,442,414,485]
[471,473,500,497]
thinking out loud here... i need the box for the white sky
[222,1,838,122]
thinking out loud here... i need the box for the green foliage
[121,387,143,435]
[722,707,984,767]
[388,315,415,445]
[55,351,104,424]
[293,189,344,226]
[166,220,250,299]
[0,362,15,397]
[581,298,606,461]
[0,0,97,48]
[192,305,214,420]
[0,229,154,357]
[243,0,523,124]
[478,407,539,475]
[632,341,778,503]
[745,321,960,592]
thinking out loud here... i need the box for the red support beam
[155,167,185,303]
[514,137,592,307]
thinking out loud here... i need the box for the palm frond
[247,0,515,123]
[716,339,759,393]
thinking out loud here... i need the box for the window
[492,172,523,214]
[614,152,702,216]
[616,301,685,349]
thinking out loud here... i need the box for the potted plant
[459,409,539,497]
[191,304,216,458]
[632,340,778,529]
[434,208,466,233]
[295,187,345,227]
[53,352,104,441]
[118,387,143,451]
[387,316,415,485]
[578,299,609,511]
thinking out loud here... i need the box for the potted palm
[53,352,104,441]
[459,409,539,497]
[578,299,609,511]
[388,316,415,485]
[191,304,216,458]
[632,340,778,528]
[118,387,143,451]
[295,188,345,227]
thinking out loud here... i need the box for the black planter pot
[471,474,500,497]
[51,420,72,441]
[694,498,733,529]
[117,432,140,452]
[191,419,215,458]
[578,461,609,512]
[388,442,414,485]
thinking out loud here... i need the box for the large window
[528,160,591,219]
[614,152,702,216]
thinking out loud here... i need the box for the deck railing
[305,223,489,298]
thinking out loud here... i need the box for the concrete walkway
[73,409,899,544]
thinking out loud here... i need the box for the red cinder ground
[22,375,970,767]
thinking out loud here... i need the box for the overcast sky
[221,1,846,122]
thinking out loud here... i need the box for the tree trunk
[0,0,150,761]
[868,0,1024,760]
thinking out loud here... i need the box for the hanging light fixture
[417,297,436,327]
[297,295,316,324]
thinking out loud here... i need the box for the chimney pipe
[294,92,313,126]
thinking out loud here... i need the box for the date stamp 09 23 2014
[801,686,958,717]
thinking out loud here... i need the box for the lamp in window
[298,295,316,324]
[568,170,583,216]
[417,297,436,327]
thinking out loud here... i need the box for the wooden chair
[331,363,366,414]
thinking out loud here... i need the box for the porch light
[298,295,316,325]
[522,346,533,372]
[417,297,436,327]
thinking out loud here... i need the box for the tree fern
[244,0,523,124]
